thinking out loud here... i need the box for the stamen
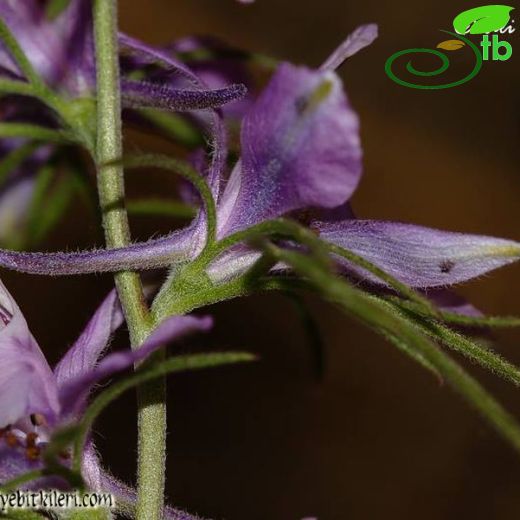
[5,431,19,448]
[30,414,46,427]
[25,432,38,448]
[25,446,41,461]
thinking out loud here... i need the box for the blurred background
[4,0,520,518]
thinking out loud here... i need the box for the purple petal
[51,0,95,94]
[425,289,483,317]
[54,290,124,389]
[121,79,247,112]
[58,315,213,418]
[207,247,262,284]
[0,280,59,427]
[0,225,196,274]
[0,177,36,243]
[0,445,41,484]
[119,33,202,86]
[318,219,520,288]
[0,0,94,94]
[0,443,69,489]
[82,441,103,491]
[218,63,362,236]
[119,34,227,202]
[0,0,50,80]
[320,24,379,71]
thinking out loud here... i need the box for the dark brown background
[6,1,520,519]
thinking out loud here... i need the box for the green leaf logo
[453,5,514,34]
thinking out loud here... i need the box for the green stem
[92,2,165,519]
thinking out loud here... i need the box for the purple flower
[0,0,93,95]
[0,2,246,249]
[0,23,518,293]
[0,133,52,248]
[0,1,246,109]
[0,279,211,518]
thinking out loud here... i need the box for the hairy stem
[92,2,165,519]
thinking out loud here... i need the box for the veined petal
[207,247,262,284]
[0,445,40,484]
[52,0,95,94]
[318,220,520,288]
[0,0,94,93]
[320,24,379,71]
[59,315,213,418]
[0,0,51,80]
[121,79,247,112]
[218,63,362,236]
[0,280,59,427]
[54,290,124,388]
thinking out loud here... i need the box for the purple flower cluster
[0,1,518,518]
[0,14,516,297]
[0,279,211,518]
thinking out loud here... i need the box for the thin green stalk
[92,2,164,520]
[0,123,73,143]
[127,198,196,219]
[72,353,255,472]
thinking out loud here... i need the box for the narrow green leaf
[122,154,217,248]
[0,123,72,143]
[0,19,43,88]
[285,292,326,380]
[127,198,196,219]
[390,304,520,386]
[26,168,75,247]
[393,298,520,328]
[324,241,439,317]
[377,329,442,382]
[213,218,438,317]
[0,142,40,187]
[439,312,520,328]
[46,0,72,19]
[425,320,520,385]
[72,352,255,471]
[0,79,35,97]
[214,218,333,270]
[268,245,520,455]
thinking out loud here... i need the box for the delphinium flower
[0,279,214,519]
[0,0,246,113]
[0,0,247,243]
[0,23,518,305]
[0,3,520,519]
